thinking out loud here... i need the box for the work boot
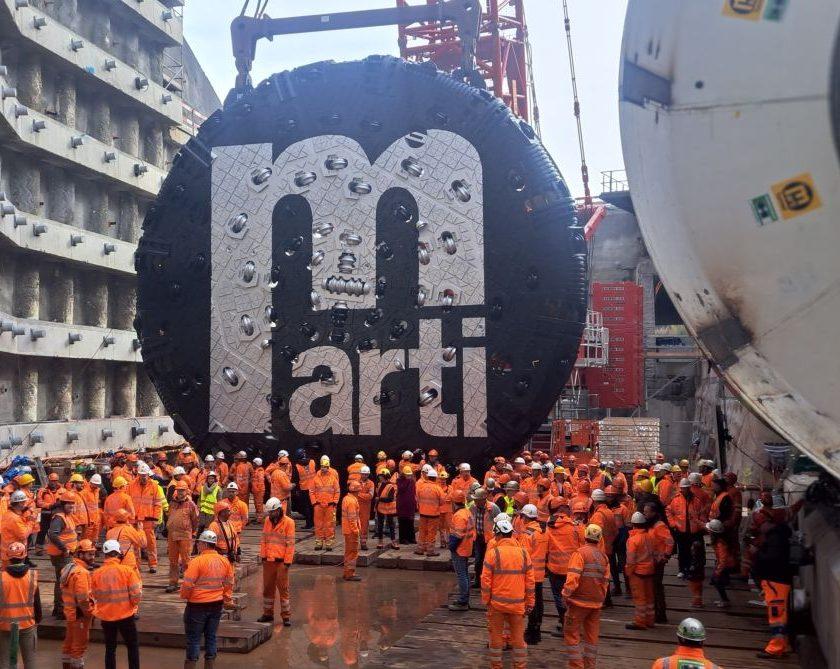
[625,623,648,630]
[360,542,368,551]
[165,585,179,593]
[184,661,197,669]
[325,540,334,552]
[376,543,384,549]
[257,614,274,623]
[314,540,324,551]
[426,551,440,557]
[447,602,469,611]
[390,543,400,550]
[343,575,362,582]
[204,656,215,669]
[413,548,426,556]
[149,567,157,574]
[524,629,541,645]
[53,609,65,620]
[282,618,291,627]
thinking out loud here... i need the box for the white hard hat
[688,472,701,484]
[421,464,433,474]
[514,457,525,465]
[606,461,615,468]
[173,466,186,476]
[89,474,102,486]
[101,466,111,474]
[652,464,662,473]
[278,450,289,458]
[103,539,122,555]
[354,454,364,461]
[712,469,722,479]
[9,491,27,504]
[679,478,692,488]
[216,451,225,460]
[486,477,496,488]
[360,466,371,475]
[493,513,514,534]
[459,463,471,472]
[402,450,412,459]
[226,481,239,491]
[204,454,215,462]
[182,446,192,453]
[530,462,542,471]
[521,504,538,519]
[237,450,247,458]
[706,519,724,534]
[264,497,283,512]
[137,463,151,476]
[427,469,438,478]
[591,488,606,502]
[253,458,263,467]
[206,471,217,479]
[198,530,218,545]
[631,511,647,524]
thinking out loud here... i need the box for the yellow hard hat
[17,474,35,486]
[439,470,449,479]
[637,479,653,493]
[319,455,330,466]
[554,466,565,474]
[670,465,682,473]
[637,468,649,477]
[112,476,128,489]
[402,466,413,475]
[69,473,85,484]
[379,468,391,477]
[376,451,387,460]
[679,459,690,468]
[584,523,603,542]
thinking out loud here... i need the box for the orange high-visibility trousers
[314,505,336,541]
[358,501,372,546]
[140,519,158,567]
[167,538,192,586]
[628,574,655,628]
[418,516,439,553]
[344,533,360,578]
[438,511,452,545]
[487,606,526,669]
[83,520,101,545]
[761,580,791,656]
[564,604,602,669]
[253,492,265,517]
[687,579,704,606]
[62,614,91,667]
[263,561,290,620]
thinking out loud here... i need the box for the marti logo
[209,131,488,440]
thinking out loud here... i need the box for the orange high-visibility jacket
[60,558,93,621]
[106,524,146,569]
[376,482,397,515]
[341,494,361,536]
[260,515,296,563]
[546,515,581,575]
[480,537,535,615]
[347,462,365,484]
[127,478,161,522]
[359,479,375,507]
[658,477,678,507]
[228,497,249,535]
[701,472,714,491]
[651,646,722,669]
[590,503,618,553]
[450,507,476,557]
[520,477,540,506]
[69,489,90,528]
[666,493,706,534]
[450,475,478,499]
[46,512,77,557]
[518,519,548,582]
[180,549,234,604]
[269,468,293,501]
[416,479,444,517]
[437,482,451,516]
[251,467,267,494]
[625,528,655,576]
[1,511,31,562]
[82,485,101,525]
[91,557,142,621]
[562,543,610,608]
[310,469,340,506]
[36,486,58,510]
[232,462,253,493]
[649,520,675,563]
[209,519,239,557]
[103,491,136,529]
[0,569,37,631]
[216,461,229,485]
[296,461,316,491]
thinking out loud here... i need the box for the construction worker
[225,482,249,538]
[0,542,40,668]
[451,463,478,499]
[341,482,363,581]
[374,469,397,549]
[311,455,340,551]
[625,511,655,630]
[652,618,721,668]
[521,462,542,506]
[396,467,417,545]
[208,501,239,563]
[436,470,452,549]
[518,504,548,644]
[643,501,674,624]
[562,523,610,669]
[699,461,715,491]
[92,539,142,669]
[754,514,793,659]
[103,477,135,529]
[127,462,161,573]
[105,509,146,572]
[481,514,534,669]
[471,488,502,589]
[589,489,616,607]
[347,454,365,484]
[35,473,61,551]
[415,468,444,557]
[177,446,199,469]
[546,498,580,635]
[231,451,253,506]
[68,474,90,540]
[61,538,96,669]
[658,465,680,507]
[81,473,103,544]
[258,497,295,625]
[666,478,706,577]
[197,472,221,536]
[1,491,32,566]
[181,529,235,669]
[165,480,198,593]
[250,457,267,518]
[356,466,375,550]
[269,461,293,514]
[293,449,315,529]
[447,489,475,611]
[47,491,78,619]
[706,519,734,608]
[213,452,228,486]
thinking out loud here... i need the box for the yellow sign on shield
[771,173,823,220]
[722,0,765,20]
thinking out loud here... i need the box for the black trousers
[102,616,140,669]
[527,582,544,633]
[674,531,701,574]
[375,513,396,541]
[653,563,667,622]
[398,517,415,544]
[711,568,732,601]
[612,526,628,591]
[547,571,568,623]
[294,489,314,528]
[472,536,487,585]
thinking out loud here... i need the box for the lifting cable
[562,0,592,207]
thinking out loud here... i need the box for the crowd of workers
[0,445,800,669]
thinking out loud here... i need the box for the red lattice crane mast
[396,0,537,127]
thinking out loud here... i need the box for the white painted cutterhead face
[136,58,586,463]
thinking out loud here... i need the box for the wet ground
[37,565,452,668]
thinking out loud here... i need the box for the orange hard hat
[127,454,138,462]
[577,480,591,495]
[115,509,130,523]
[77,539,95,553]
[157,453,168,461]
[568,455,576,462]
[604,485,616,495]
[537,478,551,489]
[451,490,467,504]
[589,458,600,467]
[175,481,190,491]
[58,491,76,504]
[577,463,589,473]
[571,499,589,514]
[48,473,60,482]
[548,497,568,513]
[348,481,361,493]
[214,500,231,515]
[428,449,439,457]
[6,543,26,560]
[513,491,528,506]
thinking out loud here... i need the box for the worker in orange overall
[82,474,103,544]
[231,451,253,507]
[706,519,735,608]
[295,450,316,529]
[209,500,239,563]
[562,523,611,669]
[1,491,33,566]
[61,538,96,669]
[652,618,722,668]
[518,504,548,644]
[67,474,90,541]
[666,478,707,578]
[546,497,581,636]
[341,482,363,581]
[625,511,656,630]
[451,463,478,499]
[374,469,398,550]
[35,473,61,552]
[415,469,445,557]
[103,477,135,530]
[251,457,267,519]
[551,467,573,499]
[357,466,375,550]
[436,470,452,550]
[47,492,78,619]
[481,513,535,669]
[165,481,198,593]
[0,541,40,667]
[224,482,249,537]
[589,489,617,606]
[127,462,161,573]
[753,514,794,659]
[447,489,476,611]
[93,539,142,669]
[257,497,295,624]
[347,454,366,484]
[177,445,200,469]
[180,529,235,669]
[105,507,146,572]
[310,456,340,551]
[521,462,542,506]
[643,501,674,623]
[269,462,294,515]
[658,465,681,508]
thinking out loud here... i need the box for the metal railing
[601,169,628,193]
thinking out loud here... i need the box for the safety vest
[376,482,396,515]
[652,646,721,669]
[46,512,77,557]
[69,489,90,527]
[310,470,340,506]
[0,512,31,564]
[450,508,476,558]
[546,516,580,575]
[60,559,93,621]
[92,558,142,621]
[626,528,655,576]
[0,569,37,631]
[103,491,135,528]
[519,520,548,582]
[666,494,706,534]
[481,538,534,615]
[341,495,361,535]
[563,543,609,608]
[297,461,316,491]
[199,484,221,516]
[590,503,617,552]
[260,515,296,562]
[180,549,234,604]
[416,480,442,517]
[208,520,238,558]
[127,479,160,521]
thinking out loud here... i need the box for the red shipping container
[584,282,644,409]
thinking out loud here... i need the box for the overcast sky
[185,0,628,198]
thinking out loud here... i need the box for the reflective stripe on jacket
[450,507,476,558]
[0,569,37,630]
[199,485,221,517]
[260,515,295,563]
[626,528,655,576]
[480,538,535,615]
[416,480,444,517]
[60,559,92,621]
[562,543,610,608]
[91,558,142,621]
[546,515,581,575]
[518,520,548,582]
[46,512,77,557]
[179,549,234,604]
[666,493,706,534]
